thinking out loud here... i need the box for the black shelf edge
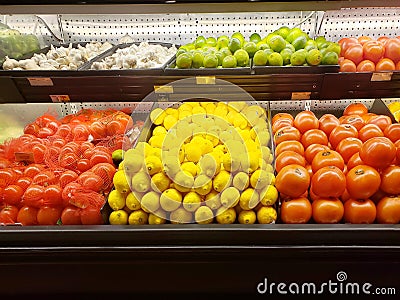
[1,224,400,248]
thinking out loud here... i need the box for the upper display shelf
[0,0,397,14]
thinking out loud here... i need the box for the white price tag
[291,92,311,100]
[371,72,393,82]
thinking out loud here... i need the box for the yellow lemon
[183,192,202,212]
[232,172,250,191]
[250,169,273,190]
[181,161,198,177]
[109,210,128,225]
[194,174,213,196]
[259,185,278,206]
[148,135,165,149]
[145,155,162,176]
[174,170,194,193]
[107,189,126,211]
[257,206,277,224]
[220,187,240,208]
[215,207,236,224]
[131,171,151,193]
[140,191,160,213]
[126,192,142,211]
[195,206,214,224]
[239,188,259,210]
[113,170,131,194]
[148,210,167,225]
[160,188,182,211]
[205,190,221,210]
[128,209,148,225]
[185,143,202,163]
[213,170,232,192]
[150,108,165,125]
[238,210,257,224]
[153,126,167,136]
[165,107,179,119]
[170,207,193,224]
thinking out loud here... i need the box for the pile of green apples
[174,27,340,69]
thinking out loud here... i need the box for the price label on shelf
[196,76,216,85]
[291,92,311,100]
[15,152,34,163]
[371,72,393,82]
[50,95,70,102]
[27,77,54,86]
[154,85,174,94]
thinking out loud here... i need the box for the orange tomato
[340,115,365,131]
[358,123,384,143]
[275,140,305,157]
[380,166,400,195]
[384,123,400,143]
[346,165,381,200]
[319,114,340,136]
[347,152,364,170]
[359,137,396,170]
[274,126,301,145]
[335,137,363,163]
[300,129,328,149]
[280,197,312,224]
[363,41,385,63]
[367,115,392,132]
[312,198,344,224]
[329,124,358,149]
[344,44,364,65]
[344,198,376,224]
[356,60,375,72]
[275,150,306,173]
[384,38,400,63]
[311,166,346,198]
[272,118,293,134]
[375,58,396,71]
[272,113,294,125]
[311,150,345,173]
[339,59,357,72]
[304,144,330,164]
[357,36,373,45]
[338,37,359,57]
[293,111,319,134]
[376,196,400,224]
[343,102,368,116]
[275,164,310,198]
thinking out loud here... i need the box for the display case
[1,1,400,298]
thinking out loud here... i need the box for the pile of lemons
[387,101,400,122]
[108,101,278,225]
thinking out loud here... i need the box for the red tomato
[346,165,381,200]
[56,124,73,139]
[32,143,47,164]
[43,185,63,207]
[376,196,400,224]
[312,198,344,224]
[61,206,82,225]
[340,115,365,131]
[274,126,301,145]
[311,166,346,198]
[336,137,363,163]
[78,173,104,192]
[46,120,61,133]
[376,58,396,71]
[377,36,390,46]
[293,111,319,134]
[35,114,57,127]
[0,205,19,223]
[106,119,127,136]
[24,123,40,136]
[280,197,312,224]
[347,152,364,170]
[275,140,304,157]
[363,41,385,63]
[59,171,79,190]
[0,169,17,188]
[357,36,373,45]
[384,123,400,143]
[319,114,340,136]
[275,151,306,173]
[37,206,62,225]
[300,129,328,149]
[89,121,107,139]
[22,184,44,208]
[343,102,368,116]
[339,37,359,57]
[384,38,400,63]
[329,124,358,149]
[90,163,116,189]
[340,59,357,72]
[356,60,375,72]
[380,166,400,195]
[62,182,82,207]
[358,123,384,142]
[72,124,90,141]
[23,164,45,179]
[367,115,392,132]
[344,44,364,65]
[344,198,376,224]
[16,177,32,191]
[32,171,58,186]
[77,159,91,173]
[275,164,310,198]
[89,151,113,167]
[59,152,79,170]
[3,185,23,206]
[359,137,396,169]
[17,206,38,225]
[272,113,294,125]
[37,127,54,139]
[80,207,104,225]
[304,144,330,164]
[311,150,345,173]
